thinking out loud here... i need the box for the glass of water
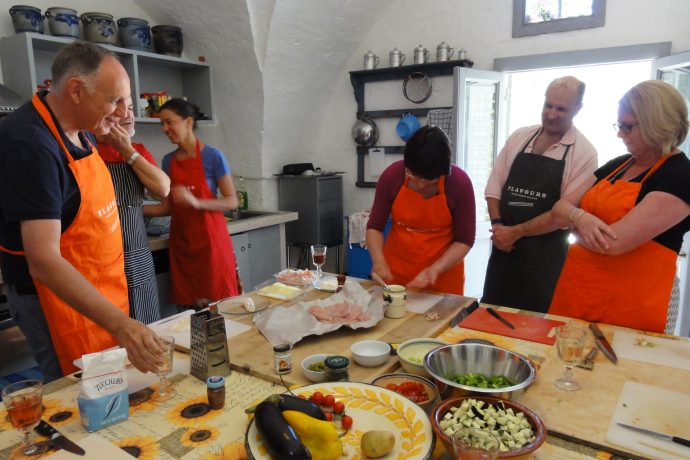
[153,335,176,401]
[554,324,587,391]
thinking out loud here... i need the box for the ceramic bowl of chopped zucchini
[424,343,536,401]
[430,396,545,458]
[301,353,332,382]
[397,337,448,377]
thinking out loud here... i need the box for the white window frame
[513,0,607,38]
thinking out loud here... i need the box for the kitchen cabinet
[232,226,282,291]
[349,59,472,187]
[0,32,214,123]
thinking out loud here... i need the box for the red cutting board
[459,308,564,345]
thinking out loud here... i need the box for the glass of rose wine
[153,335,176,401]
[554,324,587,391]
[310,244,327,280]
[2,379,49,456]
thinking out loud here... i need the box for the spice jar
[324,356,350,382]
[206,376,225,410]
[273,344,292,374]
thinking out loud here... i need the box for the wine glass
[451,427,500,460]
[310,244,327,280]
[153,335,176,401]
[554,324,587,391]
[2,380,49,456]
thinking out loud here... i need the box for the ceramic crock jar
[81,12,117,44]
[117,17,151,51]
[152,25,183,57]
[45,7,79,38]
[9,5,44,34]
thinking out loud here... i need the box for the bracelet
[569,208,586,228]
[126,151,141,166]
[490,218,503,225]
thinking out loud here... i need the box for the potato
[361,430,395,458]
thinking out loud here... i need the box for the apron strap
[31,94,77,165]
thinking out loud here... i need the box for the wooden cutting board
[606,381,690,459]
[458,307,564,345]
[612,330,690,371]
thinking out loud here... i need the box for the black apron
[482,129,570,313]
[106,162,161,324]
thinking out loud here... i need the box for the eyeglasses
[613,122,638,134]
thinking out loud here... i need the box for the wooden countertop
[148,210,298,251]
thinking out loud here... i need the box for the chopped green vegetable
[307,361,325,372]
[451,372,515,389]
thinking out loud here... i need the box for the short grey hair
[547,76,585,105]
[51,41,117,92]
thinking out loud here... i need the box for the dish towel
[348,211,370,248]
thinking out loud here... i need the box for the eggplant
[254,400,311,460]
[277,394,326,420]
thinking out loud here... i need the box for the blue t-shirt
[0,92,96,284]
[162,145,231,195]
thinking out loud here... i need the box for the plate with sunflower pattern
[245,381,434,460]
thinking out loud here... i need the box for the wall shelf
[0,32,215,123]
[349,59,472,187]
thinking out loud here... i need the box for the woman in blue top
[147,99,240,306]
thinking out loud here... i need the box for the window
[513,0,606,37]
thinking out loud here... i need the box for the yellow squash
[282,410,342,460]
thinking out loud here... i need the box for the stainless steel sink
[225,210,274,221]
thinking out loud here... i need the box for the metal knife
[617,423,690,448]
[589,323,618,364]
[487,307,516,330]
[450,300,479,328]
[35,419,85,456]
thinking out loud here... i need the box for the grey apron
[482,129,570,313]
[106,162,161,324]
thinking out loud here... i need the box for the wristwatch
[490,218,503,225]
[126,151,141,166]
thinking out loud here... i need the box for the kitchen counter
[147,210,298,251]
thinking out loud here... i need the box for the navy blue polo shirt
[0,92,95,284]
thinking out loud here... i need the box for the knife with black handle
[618,423,690,448]
[589,323,618,364]
[487,307,516,330]
[450,300,479,328]
[35,419,85,456]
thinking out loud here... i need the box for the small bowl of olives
[301,353,333,383]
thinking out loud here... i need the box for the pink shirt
[485,124,598,200]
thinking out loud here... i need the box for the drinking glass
[451,427,500,460]
[554,324,587,391]
[2,379,49,456]
[310,244,327,280]
[153,335,176,401]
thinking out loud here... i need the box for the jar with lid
[436,41,455,62]
[389,47,406,67]
[413,44,430,64]
[324,356,350,382]
[207,376,225,410]
[273,344,292,374]
[363,50,379,70]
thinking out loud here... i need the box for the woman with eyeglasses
[365,126,476,294]
[549,80,690,332]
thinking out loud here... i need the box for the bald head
[546,76,585,106]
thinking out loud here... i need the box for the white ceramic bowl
[301,353,332,383]
[350,340,391,367]
[397,338,448,376]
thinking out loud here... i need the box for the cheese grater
[190,310,232,381]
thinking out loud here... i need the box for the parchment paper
[253,282,384,346]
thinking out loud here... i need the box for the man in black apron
[482,76,598,312]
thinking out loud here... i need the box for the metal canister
[363,50,379,70]
[413,44,430,65]
[436,41,454,62]
[389,47,406,67]
[458,48,467,60]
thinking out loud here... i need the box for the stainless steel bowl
[423,343,535,401]
[351,117,378,147]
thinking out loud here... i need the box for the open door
[453,67,502,297]
[655,51,690,337]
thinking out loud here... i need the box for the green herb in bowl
[452,372,515,389]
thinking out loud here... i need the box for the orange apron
[549,156,675,332]
[383,175,464,294]
[168,140,238,304]
[29,94,128,373]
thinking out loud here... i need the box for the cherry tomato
[324,411,334,421]
[341,414,353,429]
[323,394,336,407]
[333,401,345,414]
[311,392,324,405]
[385,383,399,391]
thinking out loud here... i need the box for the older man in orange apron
[0,42,162,379]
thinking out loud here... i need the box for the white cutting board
[612,330,690,371]
[148,310,251,351]
[606,381,690,459]
[45,433,133,459]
